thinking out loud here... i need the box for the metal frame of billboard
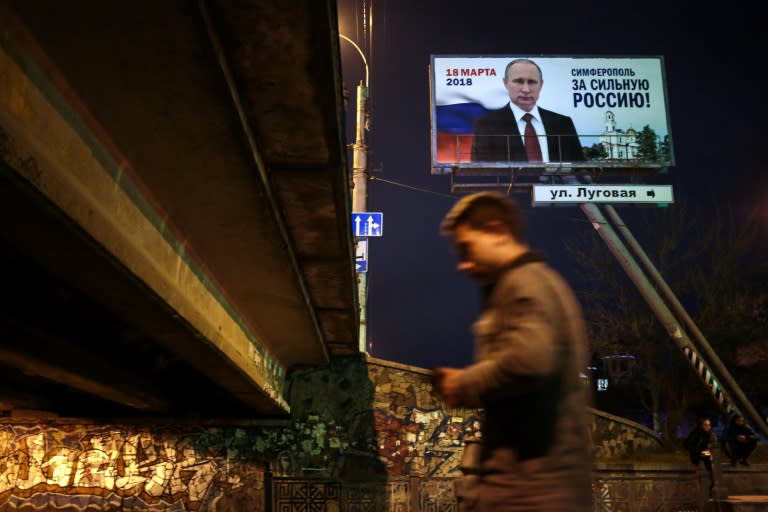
[429,54,675,183]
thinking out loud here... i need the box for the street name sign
[532,185,674,205]
[352,212,383,237]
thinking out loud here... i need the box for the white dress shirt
[509,103,550,163]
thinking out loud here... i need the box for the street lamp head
[339,34,369,88]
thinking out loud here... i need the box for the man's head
[440,192,528,283]
[503,58,543,112]
[700,418,712,432]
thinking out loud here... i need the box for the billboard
[430,55,674,174]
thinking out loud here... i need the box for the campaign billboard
[430,55,674,174]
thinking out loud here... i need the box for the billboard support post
[565,175,768,438]
[578,202,737,414]
[602,203,768,438]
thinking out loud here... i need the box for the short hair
[729,414,745,424]
[440,191,526,242]
[504,58,543,82]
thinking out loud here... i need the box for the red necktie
[522,113,543,162]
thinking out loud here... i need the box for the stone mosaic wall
[0,354,667,511]
[292,355,483,479]
[591,408,667,459]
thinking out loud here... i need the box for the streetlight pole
[340,34,369,353]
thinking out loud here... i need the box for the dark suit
[470,104,584,163]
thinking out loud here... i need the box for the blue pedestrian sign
[352,212,383,237]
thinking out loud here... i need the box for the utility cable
[368,175,458,199]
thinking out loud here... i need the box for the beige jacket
[455,253,594,510]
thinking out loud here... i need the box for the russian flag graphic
[435,102,488,163]
[434,83,505,163]
[432,62,511,163]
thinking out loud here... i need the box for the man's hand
[432,367,464,407]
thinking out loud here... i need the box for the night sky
[337,0,768,370]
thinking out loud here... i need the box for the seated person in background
[684,418,716,472]
[724,414,758,466]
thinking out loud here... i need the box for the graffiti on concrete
[0,425,264,510]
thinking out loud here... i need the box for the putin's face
[504,61,542,112]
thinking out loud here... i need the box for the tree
[636,125,659,162]
[568,198,768,440]
[584,143,608,160]
[658,134,672,163]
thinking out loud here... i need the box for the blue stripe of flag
[435,103,488,134]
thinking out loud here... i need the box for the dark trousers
[726,440,757,461]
